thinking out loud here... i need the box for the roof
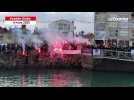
[52,19,73,24]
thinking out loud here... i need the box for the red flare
[38,48,41,53]
[22,51,25,55]
[22,51,27,56]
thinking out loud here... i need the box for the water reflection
[3,69,134,87]
[50,71,82,87]
[0,69,92,87]
[0,71,21,87]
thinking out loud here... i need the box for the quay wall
[0,53,83,70]
[93,58,134,72]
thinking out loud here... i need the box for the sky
[0,12,95,33]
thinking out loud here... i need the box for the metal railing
[93,49,134,61]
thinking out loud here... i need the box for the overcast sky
[0,12,94,33]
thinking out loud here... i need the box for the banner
[93,49,101,56]
[4,16,36,25]
[62,50,81,54]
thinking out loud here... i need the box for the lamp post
[115,29,119,58]
[72,21,75,39]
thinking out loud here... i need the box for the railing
[93,49,134,61]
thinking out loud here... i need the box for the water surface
[0,69,134,87]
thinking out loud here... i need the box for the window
[63,24,67,30]
[109,28,118,37]
[96,14,106,22]
[118,13,129,18]
[129,22,134,28]
[67,25,70,30]
[119,22,128,28]
[108,22,118,28]
[119,29,128,37]
[131,30,134,37]
[95,23,105,31]
[58,23,63,30]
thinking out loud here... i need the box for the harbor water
[0,68,134,87]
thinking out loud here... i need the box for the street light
[116,29,118,46]
[115,29,119,57]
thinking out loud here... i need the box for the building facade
[49,19,74,35]
[95,12,134,47]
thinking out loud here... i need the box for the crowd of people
[0,40,92,69]
[93,39,134,59]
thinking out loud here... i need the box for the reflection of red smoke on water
[21,73,27,87]
[36,73,44,87]
[50,72,82,87]
[20,72,82,87]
